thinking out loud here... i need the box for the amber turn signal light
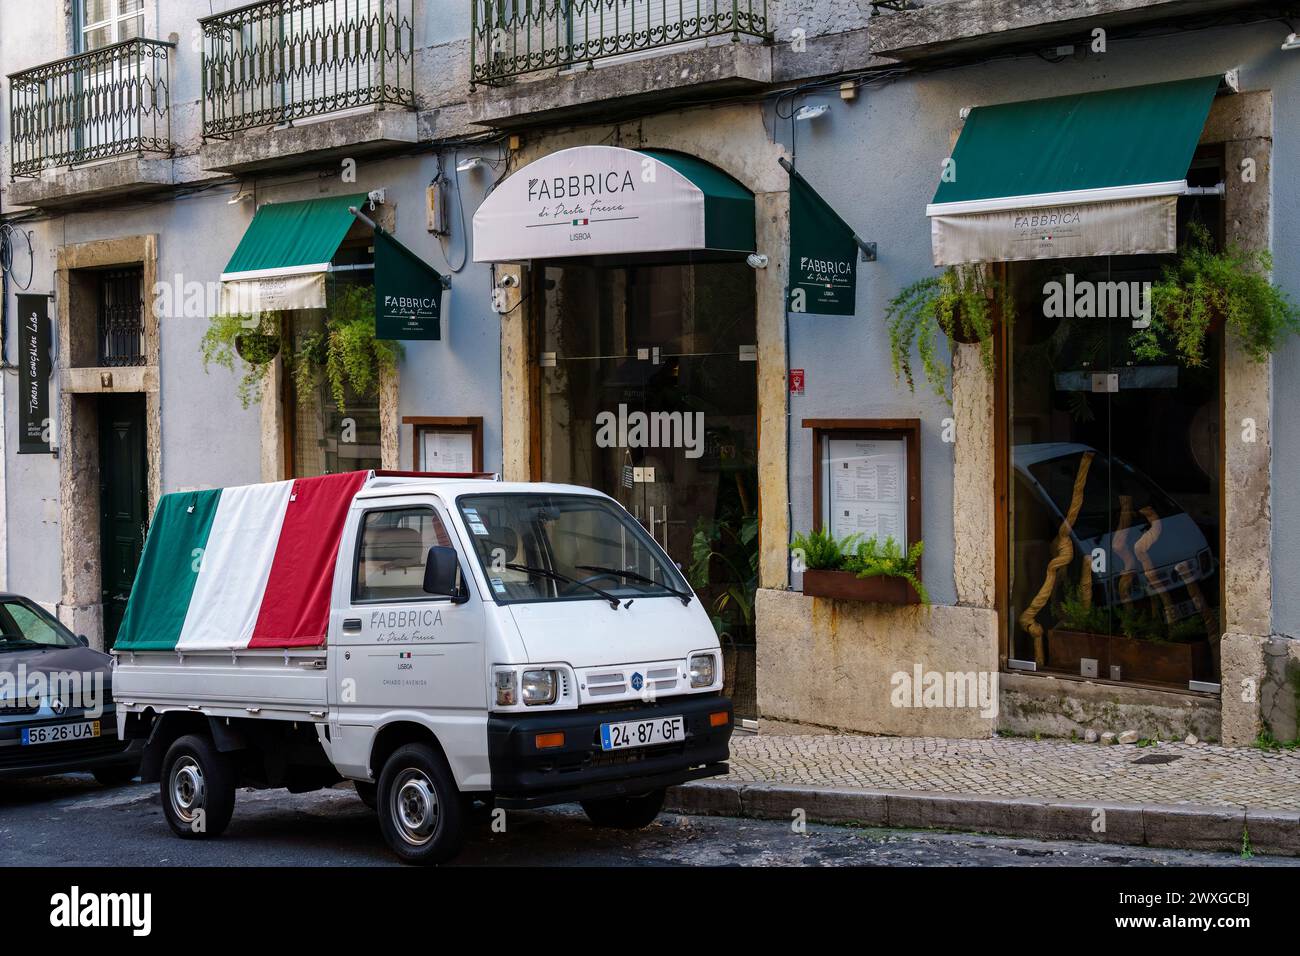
[709,711,730,727]
[535,732,565,749]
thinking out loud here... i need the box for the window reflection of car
[0,595,141,784]
[1012,443,1216,610]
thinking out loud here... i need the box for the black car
[0,594,141,783]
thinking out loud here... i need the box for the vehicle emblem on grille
[50,698,65,715]
[630,672,644,691]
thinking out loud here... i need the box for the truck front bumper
[487,693,732,810]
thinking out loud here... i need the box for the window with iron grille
[97,267,145,367]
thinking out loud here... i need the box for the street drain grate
[1131,753,1183,765]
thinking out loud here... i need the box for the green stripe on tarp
[114,490,222,651]
[931,76,1221,206]
[640,149,756,253]
[223,193,368,276]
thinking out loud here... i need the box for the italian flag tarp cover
[114,471,370,651]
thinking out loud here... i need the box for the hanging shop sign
[17,293,51,454]
[472,145,755,262]
[785,163,858,316]
[374,228,445,341]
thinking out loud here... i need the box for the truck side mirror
[423,546,468,603]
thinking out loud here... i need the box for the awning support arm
[349,205,452,289]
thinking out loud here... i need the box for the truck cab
[115,473,732,864]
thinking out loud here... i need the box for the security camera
[496,272,520,288]
[746,253,769,269]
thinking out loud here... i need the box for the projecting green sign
[374,229,445,341]
[786,166,858,317]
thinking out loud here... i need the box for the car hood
[508,596,719,669]
[0,644,111,679]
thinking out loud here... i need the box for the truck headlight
[521,669,557,706]
[689,653,716,688]
[494,669,518,707]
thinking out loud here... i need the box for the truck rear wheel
[377,743,464,865]
[581,788,666,829]
[160,734,236,840]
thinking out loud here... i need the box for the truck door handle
[342,618,362,633]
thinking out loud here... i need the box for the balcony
[6,38,175,208]
[467,0,772,127]
[198,0,419,173]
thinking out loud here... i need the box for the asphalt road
[2,773,1295,867]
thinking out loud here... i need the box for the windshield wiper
[0,635,46,651]
[505,564,621,610]
[575,565,692,606]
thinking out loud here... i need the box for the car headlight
[689,653,716,688]
[521,669,557,706]
[494,669,518,707]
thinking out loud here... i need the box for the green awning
[221,193,367,312]
[473,145,755,262]
[927,76,1221,265]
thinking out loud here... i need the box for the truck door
[329,501,487,783]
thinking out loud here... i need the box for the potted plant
[885,264,1006,401]
[791,530,929,605]
[1131,222,1300,367]
[1046,582,1213,686]
[290,286,403,412]
[201,312,281,408]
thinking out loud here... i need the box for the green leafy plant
[200,312,281,408]
[1053,582,1108,634]
[841,535,929,605]
[1131,222,1300,367]
[885,264,1006,402]
[789,528,858,571]
[292,285,403,412]
[690,512,759,640]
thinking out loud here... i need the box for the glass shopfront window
[536,260,759,714]
[1005,181,1225,689]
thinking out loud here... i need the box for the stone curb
[664,781,1300,857]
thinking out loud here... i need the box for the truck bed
[112,647,329,722]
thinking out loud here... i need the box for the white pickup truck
[113,470,732,863]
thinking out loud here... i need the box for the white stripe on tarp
[925,179,1187,217]
[176,480,294,651]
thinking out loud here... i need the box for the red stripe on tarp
[248,471,370,648]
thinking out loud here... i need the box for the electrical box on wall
[427,179,449,235]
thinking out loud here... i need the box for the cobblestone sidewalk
[725,734,1300,811]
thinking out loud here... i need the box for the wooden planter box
[801,569,921,605]
[1047,627,1212,687]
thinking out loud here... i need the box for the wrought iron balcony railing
[201,0,415,138]
[8,38,174,179]
[471,0,770,87]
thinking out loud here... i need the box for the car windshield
[457,493,690,605]
[0,600,79,651]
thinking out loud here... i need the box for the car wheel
[160,734,236,840]
[377,743,464,865]
[354,780,378,810]
[581,789,666,829]
[92,764,138,787]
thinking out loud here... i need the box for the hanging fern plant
[200,312,282,408]
[292,285,403,412]
[885,264,1006,402]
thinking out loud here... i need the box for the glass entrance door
[1006,252,1222,689]
[537,260,759,715]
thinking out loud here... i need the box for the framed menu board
[403,416,484,473]
[803,419,921,552]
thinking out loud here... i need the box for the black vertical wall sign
[17,294,51,454]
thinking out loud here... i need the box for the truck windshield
[457,493,691,606]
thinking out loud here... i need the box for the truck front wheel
[581,789,666,829]
[377,744,464,865]
[160,734,236,840]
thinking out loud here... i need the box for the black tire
[376,743,464,865]
[92,763,138,787]
[581,788,666,829]
[159,734,236,840]
[354,780,378,810]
